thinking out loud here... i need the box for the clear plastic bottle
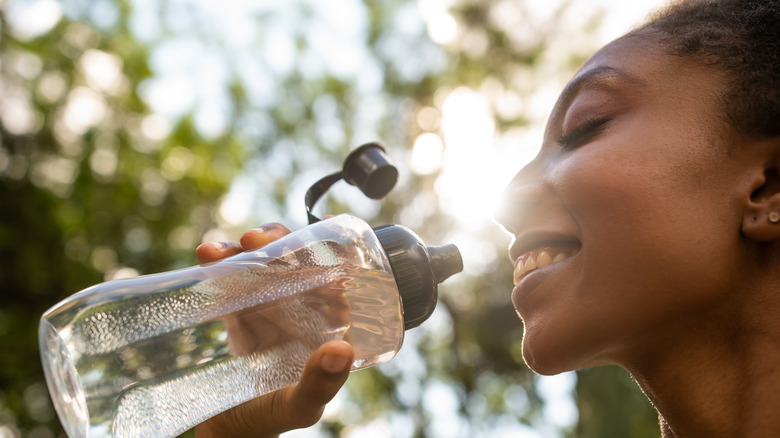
[39,214,462,438]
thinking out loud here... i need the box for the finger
[239,223,292,250]
[294,340,353,403]
[278,340,354,429]
[195,241,244,264]
[194,341,353,438]
[195,389,285,438]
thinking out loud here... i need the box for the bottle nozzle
[427,244,463,284]
[373,224,463,330]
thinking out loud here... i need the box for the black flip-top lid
[343,143,398,200]
[373,224,463,330]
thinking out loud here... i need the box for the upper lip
[509,230,581,264]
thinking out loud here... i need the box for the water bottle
[39,213,463,438]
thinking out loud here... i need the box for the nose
[495,156,547,236]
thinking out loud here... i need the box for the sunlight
[80,49,125,95]
[426,12,458,45]
[140,114,172,141]
[427,0,669,239]
[61,87,107,135]
[411,133,444,175]
[0,83,40,135]
[218,177,254,227]
[435,87,501,229]
[4,0,62,41]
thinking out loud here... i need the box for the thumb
[282,340,354,428]
[194,340,353,438]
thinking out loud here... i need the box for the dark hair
[638,0,780,137]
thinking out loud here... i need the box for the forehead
[573,30,729,93]
[550,32,728,126]
[563,35,663,103]
[582,33,660,72]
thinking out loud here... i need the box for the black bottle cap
[373,224,463,330]
[342,143,398,200]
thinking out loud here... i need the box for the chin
[521,328,611,375]
[521,335,578,376]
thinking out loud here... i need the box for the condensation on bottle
[39,214,462,438]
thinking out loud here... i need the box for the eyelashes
[557,118,610,150]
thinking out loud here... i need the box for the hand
[193,223,355,438]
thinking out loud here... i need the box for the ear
[742,148,780,242]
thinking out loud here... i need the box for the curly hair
[638,0,780,137]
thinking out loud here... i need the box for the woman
[194,0,780,436]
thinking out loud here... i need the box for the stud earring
[769,211,780,224]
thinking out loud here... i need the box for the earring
[770,211,780,224]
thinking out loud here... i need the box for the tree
[0,0,658,437]
[0,3,242,436]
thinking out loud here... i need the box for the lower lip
[511,256,574,309]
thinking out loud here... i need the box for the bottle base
[40,319,88,438]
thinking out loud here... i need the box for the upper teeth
[513,250,572,285]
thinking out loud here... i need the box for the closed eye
[557,118,610,150]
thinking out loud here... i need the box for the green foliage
[577,366,659,438]
[0,1,660,437]
[0,6,242,436]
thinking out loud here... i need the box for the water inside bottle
[41,255,402,438]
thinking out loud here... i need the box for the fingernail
[214,242,226,250]
[254,227,265,234]
[321,354,350,373]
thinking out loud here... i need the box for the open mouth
[513,246,579,285]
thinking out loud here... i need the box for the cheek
[531,136,742,366]
[555,144,683,248]
[555,131,734,270]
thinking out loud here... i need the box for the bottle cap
[342,143,398,199]
[373,225,463,330]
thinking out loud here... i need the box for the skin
[192,30,780,438]
[498,31,780,437]
[193,223,356,438]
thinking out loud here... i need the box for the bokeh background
[1,0,666,437]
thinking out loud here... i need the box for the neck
[620,280,780,438]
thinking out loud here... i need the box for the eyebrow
[556,65,642,109]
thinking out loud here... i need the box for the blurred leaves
[0,0,657,437]
[0,3,242,436]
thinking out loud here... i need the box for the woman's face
[497,33,751,374]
